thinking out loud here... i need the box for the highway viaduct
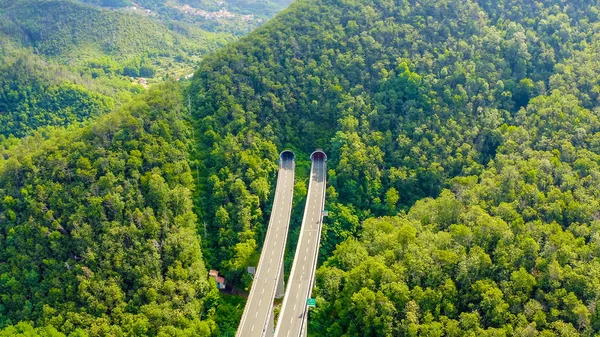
[235,150,327,337]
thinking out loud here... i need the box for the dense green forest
[0,50,152,138]
[187,0,600,334]
[0,83,219,336]
[0,0,232,69]
[312,102,600,334]
[0,0,293,139]
[0,0,225,138]
[2,0,600,335]
[0,54,117,138]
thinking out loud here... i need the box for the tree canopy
[186,0,600,334]
[2,0,600,335]
[0,82,218,336]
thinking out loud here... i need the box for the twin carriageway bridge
[235,150,327,337]
[274,151,326,337]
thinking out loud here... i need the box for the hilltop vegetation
[0,0,231,67]
[0,0,295,139]
[0,0,229,138]
[0,83,218,336]
[0,54,128,138]
[2,0,600,335]
[187,0,600,335]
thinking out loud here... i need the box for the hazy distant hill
[0,0,231,65]
[0,0,225,138]
[0,0,294,137]
[78,0,294,19]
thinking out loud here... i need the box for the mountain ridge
[1,0,600,335]
[187,0,600,334]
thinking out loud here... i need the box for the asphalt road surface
[274,152,326,337]
[236,151,296,337]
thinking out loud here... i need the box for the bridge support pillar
[267,310,275,335]
[275,259,285,298]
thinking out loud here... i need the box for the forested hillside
[0,54,121,138]
[2,0,600,335]
[0,0,230,67]
[0,0,229,138]
[0,83,218,336]
[0,0,295,139]
[312,95,600,334]
[187,0,600,335]
[0,50,152,138]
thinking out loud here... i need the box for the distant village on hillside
[127,2,262,23]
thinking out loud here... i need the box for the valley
[1,0,600,336]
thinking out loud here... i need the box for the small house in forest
[209,270,226,290]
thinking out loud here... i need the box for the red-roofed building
[209,270,226,290]
[216,276,226,289]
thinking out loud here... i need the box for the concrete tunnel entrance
[310,149,327,161]
[279,150,295,161]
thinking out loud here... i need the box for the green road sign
[307,298,316,307]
